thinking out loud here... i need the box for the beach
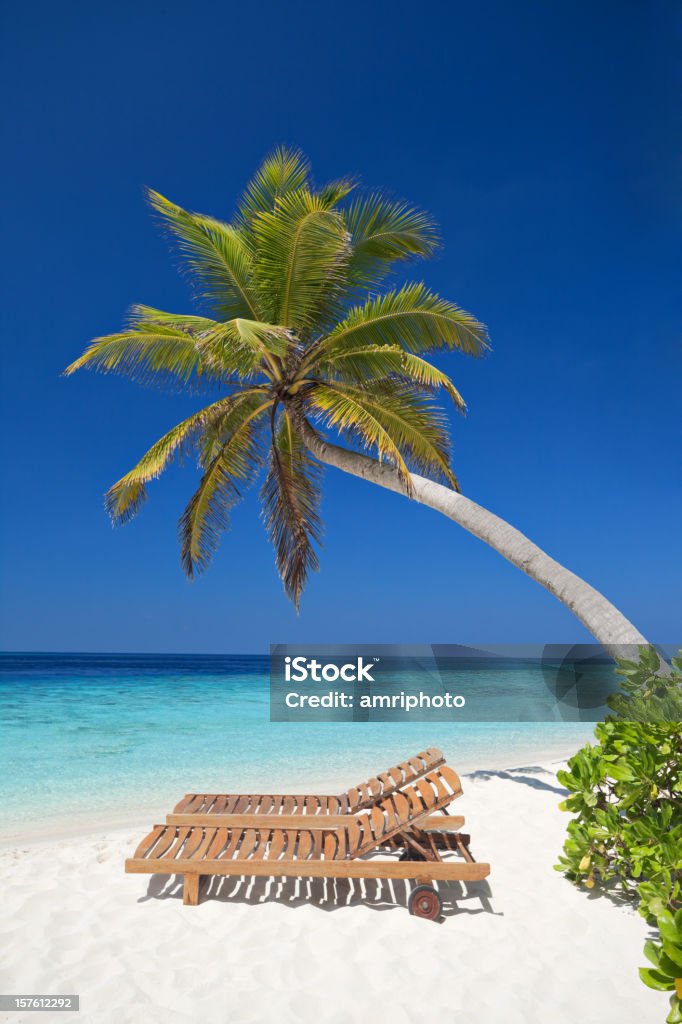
[0,761,665,1024]
[2,8,678,1023]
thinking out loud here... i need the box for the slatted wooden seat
[167,748,455,830]
[126,766,490,918]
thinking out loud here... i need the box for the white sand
[0,763,666,1024]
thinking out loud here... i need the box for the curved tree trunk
[295,416,651,664]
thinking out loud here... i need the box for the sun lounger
[166,747,457,830]
[126,765,489,919]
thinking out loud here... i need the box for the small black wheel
[408,884,441,920]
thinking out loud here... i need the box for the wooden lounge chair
[126,765,490,920]
[166,747,457,831]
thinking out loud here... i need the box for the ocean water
[0,653,598,841]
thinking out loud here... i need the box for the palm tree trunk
[295,416,651,663]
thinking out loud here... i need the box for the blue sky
[1,1,679,653]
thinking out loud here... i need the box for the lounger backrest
[345,747,445,811]
[341,765,463,858]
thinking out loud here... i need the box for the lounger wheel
[408,884,441,920]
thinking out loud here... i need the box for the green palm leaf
[198,318,292,379]
[63,325,216,388]
[252,189,351,330]
[398,353,465,409]
[147,190,260,320]
[261,411,322,608]
[179,396,272,576]
[317,177,357,207]
[237,147,311,226]
[305,381,412,488]
[317,344,466,411]
[305,380,458,490]
[345,193,439,286]
[306,284,489,366]
[105,390,268,524]
[127,305,219,333]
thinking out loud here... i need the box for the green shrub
[556,722,681,907]
[557,670,681,1023]
[607,648,682,722]
[640,909,682,1023]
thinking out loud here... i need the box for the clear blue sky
[1,1,679,653]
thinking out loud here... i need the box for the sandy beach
[0,761,665,1024]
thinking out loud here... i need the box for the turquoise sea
[0,653,598,842]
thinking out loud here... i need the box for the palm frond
[251,188,351,331]
[261,410,322,609]
[104,390,266,524]
[345,193,439,286]
[237,147,311,225]
[304,381,412,488]
[305,380,459,490]
[127,305,218,333]
[147,190,260,320]
[63,326,217,388]
[317,177,357,207]
[399,353,466,410]
[198,318,292,379]
[179,397,272,576]
[317,344,467,411]
[304,283,489,368]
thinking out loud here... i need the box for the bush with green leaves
[556,722,681,907]
[607,647,682,722]
[641,909,682,1022]
[557,703,681,1021]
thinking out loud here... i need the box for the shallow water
[0,652,597,839]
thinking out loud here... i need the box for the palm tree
[65,147,650,661]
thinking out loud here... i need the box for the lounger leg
[183,874,201,906]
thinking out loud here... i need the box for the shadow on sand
[579,877,641,913]
[466,765,569,796]
[140,870,496,922]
